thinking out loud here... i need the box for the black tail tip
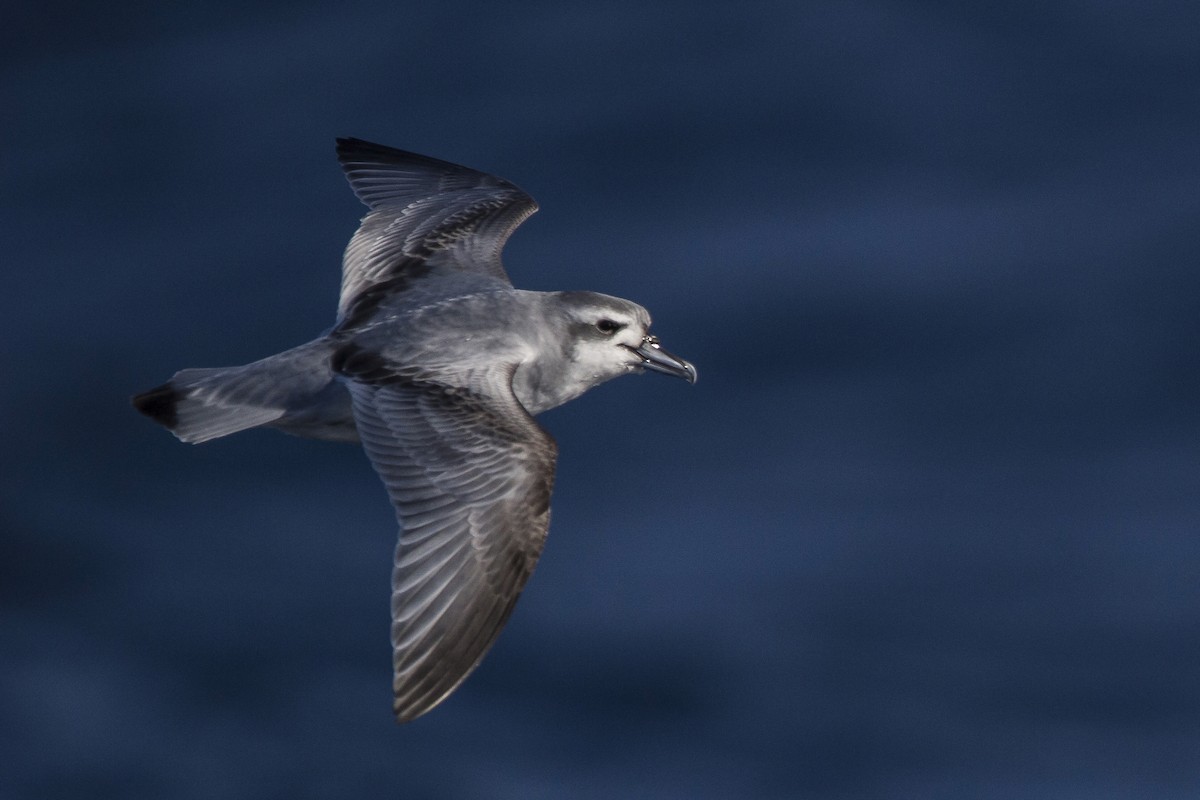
[132,383,181,429]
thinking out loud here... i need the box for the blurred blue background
[4,2,1200,797]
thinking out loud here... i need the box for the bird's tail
[132,340,354,444]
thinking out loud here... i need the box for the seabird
[132,138,695,722]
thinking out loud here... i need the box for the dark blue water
[5,2,1200,797]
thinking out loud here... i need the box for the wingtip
[335,136,407,165]
[392,702,424,725]
[334,137,493,180]
[334,136,366,153]
[131,382,181,430]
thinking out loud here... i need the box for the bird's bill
[631,336,697,384]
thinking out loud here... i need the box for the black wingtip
[334,136,364,154]
[335,136,403,164]
[132,382,181,430]
[334,137,484,179]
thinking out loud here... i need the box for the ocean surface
[4,2,1200,797]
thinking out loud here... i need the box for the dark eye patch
[595,318,623,335]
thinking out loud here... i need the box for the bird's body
[133,138,694,722]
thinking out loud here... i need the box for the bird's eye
[595,319,622,335]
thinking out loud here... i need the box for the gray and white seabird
[132,138,695,722]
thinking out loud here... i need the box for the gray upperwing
[335,138,538,320]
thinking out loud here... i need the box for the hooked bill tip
[633,337,696,384]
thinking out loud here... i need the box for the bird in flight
[133,138,695,722]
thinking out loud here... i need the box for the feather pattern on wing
[334,138,538,319]
[338,350,557,721]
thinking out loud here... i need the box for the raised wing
[335,344,557,722]
[335,138,538,319]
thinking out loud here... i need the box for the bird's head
[512,291,695,415]
[559,291,696,383]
